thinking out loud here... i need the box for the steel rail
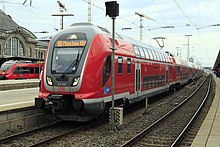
[0,121,60,144]
[121,76,209,147]
[171,77,211,146]
[29,118,107,147]
[29,97,145,146]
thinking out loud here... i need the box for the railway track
[0,121,60,146]
[0,96,153,146]
[0,76,210,146]
[0,118,106,147]
[121,76,212,147]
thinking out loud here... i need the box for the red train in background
[0,60,43,80]
[35,23,203,121]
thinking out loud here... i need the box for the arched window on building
[4,40,11,55]
[18,40,25,56]
[4,37,25,57]
[41,51,44,59]
[28,48,32,57]
[38,50,40,58]
[34,48,37,58]
[12,37,18,56]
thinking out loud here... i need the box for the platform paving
[0,79,39,91]
[191,75,220,147]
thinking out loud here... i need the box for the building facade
[0,9,47,65]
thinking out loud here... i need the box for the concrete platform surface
[191,75,220,147]
[0,87,38,112]
[0,79,39,85]
[0,79,39,91]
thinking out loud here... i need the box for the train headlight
[73,76,80,86]
[46,76,53,86]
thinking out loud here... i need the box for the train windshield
[1,62,12,72]
[51,33,87,74]
[52,47,83,74]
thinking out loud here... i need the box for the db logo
[58,86,65,92]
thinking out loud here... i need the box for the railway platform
[191,74,220,147]
[0,79,39,91]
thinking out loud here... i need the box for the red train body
[35,23,203,121]
[0,60,43,80]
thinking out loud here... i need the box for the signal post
[105,1,119,131]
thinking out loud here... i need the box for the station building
[0,9,47,66]
[213,49,220,77]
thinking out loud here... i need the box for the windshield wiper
[60,51,80,79]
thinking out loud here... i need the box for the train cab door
[135,62,141,99]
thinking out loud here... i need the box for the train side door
[166,65,169,85]
[135,63,141,98]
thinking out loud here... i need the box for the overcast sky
[1,0,220,67]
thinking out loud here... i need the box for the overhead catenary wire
[81,0,139,28]
[1,0,218,67]
[80,0,185,51]
[173,0,198,30]
[172,0,213,62]
[1,1,59,32]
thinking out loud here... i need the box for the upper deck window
[152,51,158,60]
[52,33,87,74]
[160,53,165,62]
[143,48,150,59]
[138,47,146,59]
[157,52,161,61]
[148,49,154,60]
[134,46,140,58]
[158,53,163,61]
[163,53,168,62]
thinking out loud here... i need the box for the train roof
[119,35,164,53]
[2,60,34,64]
[61,23,171,63]
[68,23,164,52]
[52,23,204,68]
[166,51,200,68]
[69,22,111,35]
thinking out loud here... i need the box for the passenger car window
[13,67,19,74]
[118,57,123,74]
[127,58,131,74]
[102,56,111,86]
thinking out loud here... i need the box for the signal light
[105,1,119,18]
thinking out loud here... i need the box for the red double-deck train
[35,23,203,121]
[0,60,43,80]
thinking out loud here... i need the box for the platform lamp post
[185,34,192,61]
[105,1,119,131]
[176,47,180,57]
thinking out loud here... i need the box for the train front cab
[35,24,122,121]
